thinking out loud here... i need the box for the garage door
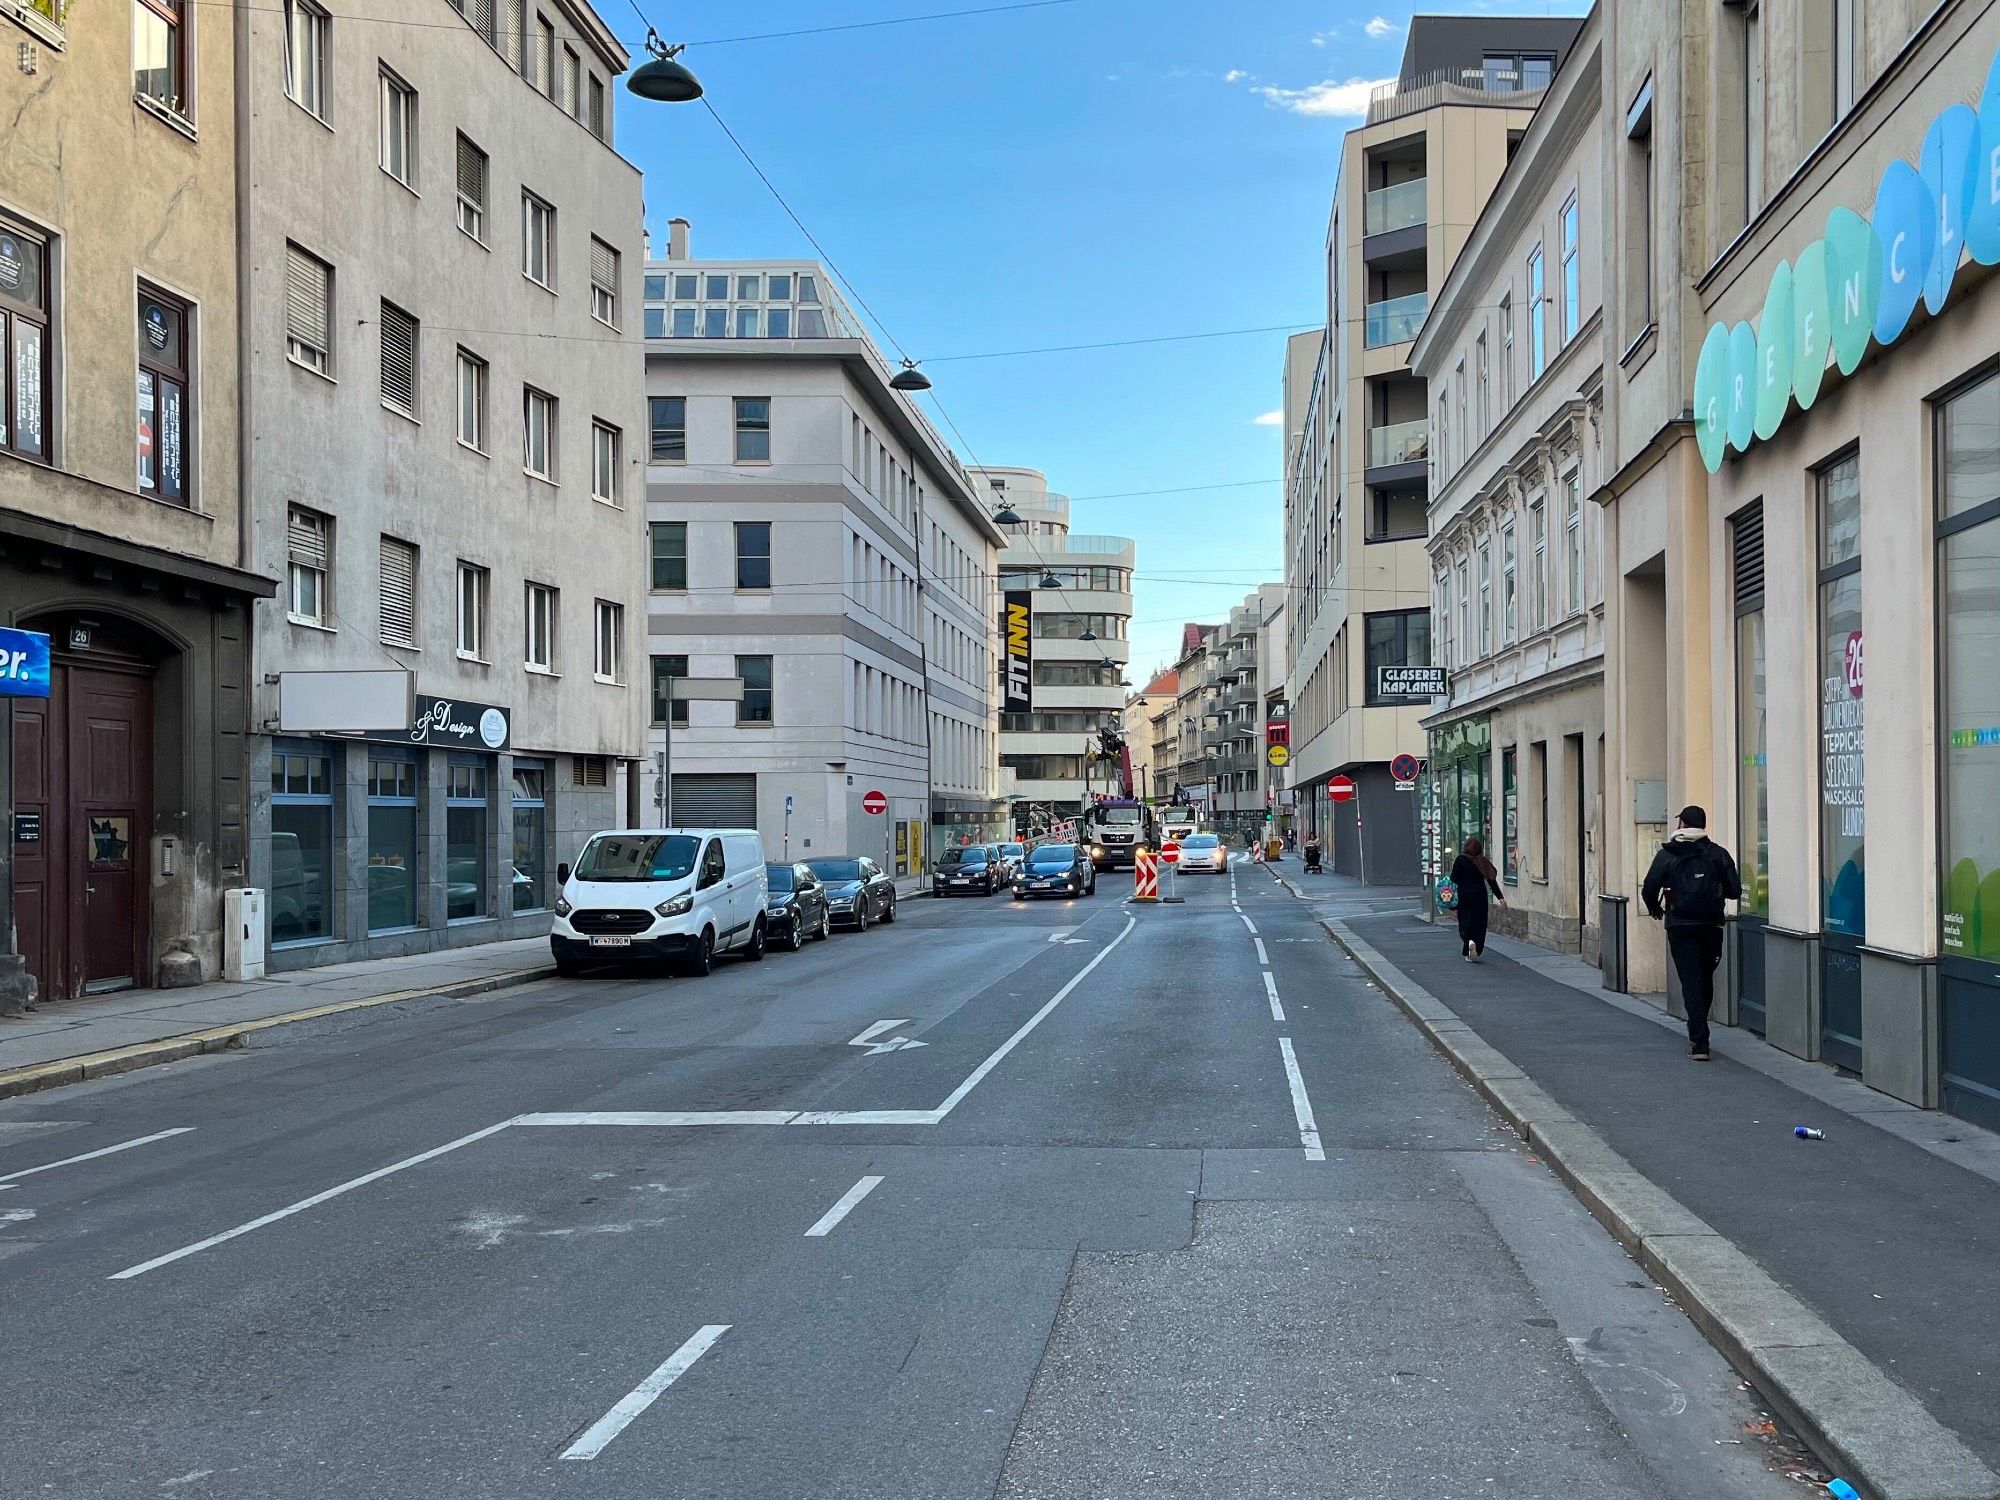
[671,773,757,827]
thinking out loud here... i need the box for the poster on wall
[1821,624,1865,936]
[1001,589,1033,712]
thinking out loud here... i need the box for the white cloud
[1223,68,1249,83]
[1363,16,1398,39]
[1253,76,1393,118]
[1253,410,1285,426]
[1310,31,1330,47]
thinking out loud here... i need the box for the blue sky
[620,0,1587,676]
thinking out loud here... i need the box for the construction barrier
[1131,847,1159,902]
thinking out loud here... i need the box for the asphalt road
[0,861,1818,1498]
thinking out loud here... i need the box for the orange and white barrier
[1132,847,1159,902]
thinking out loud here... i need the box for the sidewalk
[0,937,553,1099]
[1268,866,2000,1499]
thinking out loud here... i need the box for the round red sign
[861,790,888,815]
[1329,774,1358,803]
[1161,840,1181,865]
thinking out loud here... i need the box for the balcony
[1363,178,1426,236]
[1366,418,1429,470]
[1364,292,1429,350]
[1367,63,1556,127]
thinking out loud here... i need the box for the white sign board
[278,669,414,732]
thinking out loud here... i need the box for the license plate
[588,935,634,948]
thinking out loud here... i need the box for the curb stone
[1270,868,2000,1500]
[0,966,555,1103]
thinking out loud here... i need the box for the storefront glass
[1818,455,1865,939]
[446,759,488,921]
[512,762,548,912]
[1735,610,1769,916]
[367,754,420,932]
[1941,373,2000,957]
[1500,746,1518,884]
[270,746,332,942]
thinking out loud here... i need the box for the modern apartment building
[1411,7,1607,958]
[242,0,646,969]
[970,466,1136,828]
[644,228,1007,872]
[1283,14,1583,884]
[1,0,273,1005]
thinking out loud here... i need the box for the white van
[550,828,769,977]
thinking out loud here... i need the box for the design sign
[1696,45,2000,472]
[1001,590,1033,713]
[363,695,511,752]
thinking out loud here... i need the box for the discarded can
[1826,1481,1860,1500]
[1795,1126,1827,1141]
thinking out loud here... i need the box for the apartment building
[970,466,1137,827]
[1,0,273,1004]
[644,228,1007,872]
[1283,14,1583,884]
[1124,667,1178,806]
[1412,7,1607,958]
[1607,0,2000,1131]
[243,0,646,969]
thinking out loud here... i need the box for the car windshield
[941,848,988,867]
[807,859,863,883]
[1028,845,1077,868]
[1184,835,1220,848]
[766,865,795,893]
[1000,844,1025,858]
[573,833,700,882]
[1097,807,1141,824]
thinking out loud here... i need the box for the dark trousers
[1668,924,1726,1052]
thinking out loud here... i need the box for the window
[671,307,696,337]
[133,0,185,114]
[522,192,555,289]
[379,300,418,417]
[287,507,330,626]
[455,348,485,449]
[737,654,774,723]
[1478,542,1492,656]
[587,74,606,138]
[735,306,761,339]
[0,220,52,462]
[1563,469,1583,615]
[446,760,489,921]
[284,0,329,120]
[1499,294,1514,407]
[1745,3,1765,214]
[1530,495,1547,634]
[1475,334,1489,436]
[651,655,688,724]
[1733,503,1769,924]
[768,308,791,338]
[590,420,620,504]
[285,243,333,373]
[511,762,549,912]
[379,69,416,187]
[1532,740,1549,879]
[573,755,609,789]
[734,397,771,461]
[1939,377,2000,970]
[650,521,687,590]
[1363,608,1431,705]
[735,521,771,589]
[589,237,619,327]
[524,581,557,670]
[456,133,487,241]
[1833,0,1857,120]
[649,396,685,462]
[1626,80,1655,337]
[456,560,487,659]
[1560,195,1579,341]
[270,747,333,942]
[536,12,554,93]
[1501,747,1519,883]
[1456,558,1470,665]
[704,273,729,301]
[523,386,555,479]
[1819,451,1864,942]
[593,599,621,683]
[1501,521,1517,644]
[562,45,580,115]
[1527,247,1547,379]
[378,535,418,647]
[701,306,727,338]
[136,284,191,506]
[367,754,420,932]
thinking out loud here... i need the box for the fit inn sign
[1695,42,2000,473]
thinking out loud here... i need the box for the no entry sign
[861,789,888,815]
[1161,839,1181,864]
[1329,774,1358,804]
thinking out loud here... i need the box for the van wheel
[679,928,714,978]
[744,917,767,961]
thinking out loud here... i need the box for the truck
[1079,797,1157,871]
[1159,804,1199,843]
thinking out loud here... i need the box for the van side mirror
[557,862,570,885]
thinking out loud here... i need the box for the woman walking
[1450,836,1506,960]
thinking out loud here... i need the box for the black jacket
[1642,835,1741,927]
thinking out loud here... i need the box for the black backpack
[1664,843,1727,922]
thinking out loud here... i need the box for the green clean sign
[1695,39,2000,472]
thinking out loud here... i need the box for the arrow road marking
[848,1020,928,1055]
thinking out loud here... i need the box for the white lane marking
[931,915,1136,1120]
[0,1127,195,1185]
[804,1174,884,1237]
[1239,914,1258,935]
[518,1111,799,1127]
[790,1109,938,1126]
[848,1019,908,1047]
[559,1324,730,1461]
[1262,971,1286,1022]
[1278,1038,1326,1162]
[1,1207,36,1223]
[1253,937,1269,966]
[108,1121,515,1280]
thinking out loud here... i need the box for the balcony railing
[1368,64,1555,126]
[1364,292,1429,349]
[1366,417,1429,469]
[1363,178,1427,236]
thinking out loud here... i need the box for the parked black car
[934,844,1003,896]
[806,856,897,928]
[1012,843,1097,900]
[765,862,833,950]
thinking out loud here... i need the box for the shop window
[137,284,191,506]
[1818,452,1864,939]
[446,760,489,921]
[511,762,548,911]
[367,754,420,932]
[270,747,333,942]
[0,218,53,463]
[1501,746,1518,884]
[1940,375,2000,958]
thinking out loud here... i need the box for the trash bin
[1599,893,1628,994]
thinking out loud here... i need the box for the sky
[617,0,1589,679]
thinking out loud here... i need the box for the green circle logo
[1754,261,1794,441]
[1694,322,1730,473]
[1791,239,1831,411]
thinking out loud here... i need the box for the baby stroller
[1303,838,1323,875]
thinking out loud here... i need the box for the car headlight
[553,896,572,917]
[654,893,693,918]
[1091,845,1105,856]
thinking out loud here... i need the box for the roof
[1142,667,1179,697]
[1180,623,1217,657]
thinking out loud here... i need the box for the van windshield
[573,834,700,882]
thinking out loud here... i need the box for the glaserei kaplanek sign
[1694,42,2000,473]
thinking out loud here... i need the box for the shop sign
[0,626,52,698]
[1822,636,1864,844]
[360,695,510,752]
[14,811,42,844]
[1419,773,1445,882]
[1374,665,1448,699]
[1001,590,1033,712]
[1696,46,2000,473]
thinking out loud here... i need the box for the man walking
[1642,806,1741,1061]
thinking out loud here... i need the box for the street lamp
[1039,570,1062,589]
[627,31,703,102]
[889,360,932,391]
[993,505,1023,526]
